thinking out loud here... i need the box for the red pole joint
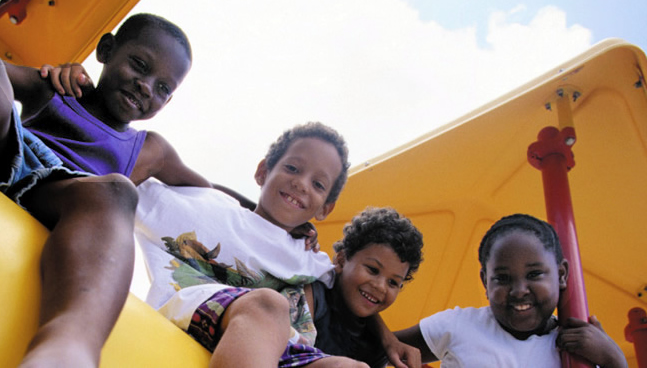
[528,126,576,171]
[625,307,647,367]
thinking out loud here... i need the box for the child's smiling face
[96,27,191,127]
[335,243,409,318]
[480,230,568,340]
[254,137,342,232]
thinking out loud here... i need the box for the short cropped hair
[333,207,424,282]
[264,122,350,204]
[114,13,192,62]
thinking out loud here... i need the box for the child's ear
[314,201,336,221]
[333,249,346,273]
[479,269,487,290]
[558,259,569,290]
[254,159,268,186]
[96,33,116,64]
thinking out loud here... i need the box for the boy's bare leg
[304,357,370,368]
[19,174,138,368]
[211,288,291,368]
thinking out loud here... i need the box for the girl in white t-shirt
[394,214,627,368]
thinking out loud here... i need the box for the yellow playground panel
[1,1,646,366]
[0,0,138,67]
[315,39,647,367]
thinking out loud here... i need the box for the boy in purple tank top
[1,13,220,367]
[7,15,203,183]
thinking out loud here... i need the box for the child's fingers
[304,238,320,252]
[40,64,66,95]
[39,64,53,78]
[588,315,605,331]
[563,317,588,328]
[59,65,74,96]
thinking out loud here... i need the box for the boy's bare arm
[394,325,438,364]
[2,61,54,118]
[557,316,628,368]
[368,314,421,368]
[130,131,212,187]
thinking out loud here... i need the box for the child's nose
[509,279,529,297]
[371,276,387,294]
[291,176,307,193]
[135,78,152,98]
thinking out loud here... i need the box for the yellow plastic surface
[315,39,647,367]
[0,194,210,367]
[0,0,139,67]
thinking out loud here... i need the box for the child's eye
[313,181,326,191]
[493,274,510,284]
[130,57,148,72]
[284,164,298,173]
[388,279,402,288]
[365,265,379,275]
[157,83,171,97]
[527,270,543,279]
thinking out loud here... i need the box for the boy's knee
[96,173,139,208]
[240,289,290,318]
[71,173,138,211]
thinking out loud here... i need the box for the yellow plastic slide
[0,195,210,367]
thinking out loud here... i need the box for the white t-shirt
[135,180,335,330]
[419,306,560,368]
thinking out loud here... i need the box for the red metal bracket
[625,307,647,367]
[0,0,29,25]
[527,126,576,171]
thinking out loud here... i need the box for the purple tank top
[23,94,147,176]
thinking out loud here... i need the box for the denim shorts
[0,105,88,207]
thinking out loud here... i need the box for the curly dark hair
[114,13,192,62]
[478,213,563,272]
[264,122,350,204]
[333,207,423,282]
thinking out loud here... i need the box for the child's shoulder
[5,63,55,118]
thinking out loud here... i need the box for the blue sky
[406,0,647,51]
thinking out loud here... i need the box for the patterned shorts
[187,287,329,367]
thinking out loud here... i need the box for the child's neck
[500,315,558,340]
[77,90,130,132]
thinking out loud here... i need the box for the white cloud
[85,0,592,201]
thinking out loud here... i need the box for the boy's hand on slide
[40,63,93,98]
[385,339,421,368]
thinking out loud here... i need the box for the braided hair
[478,214,563,271]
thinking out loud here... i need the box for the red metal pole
[625,307,647,367]
[528,125,592,368]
